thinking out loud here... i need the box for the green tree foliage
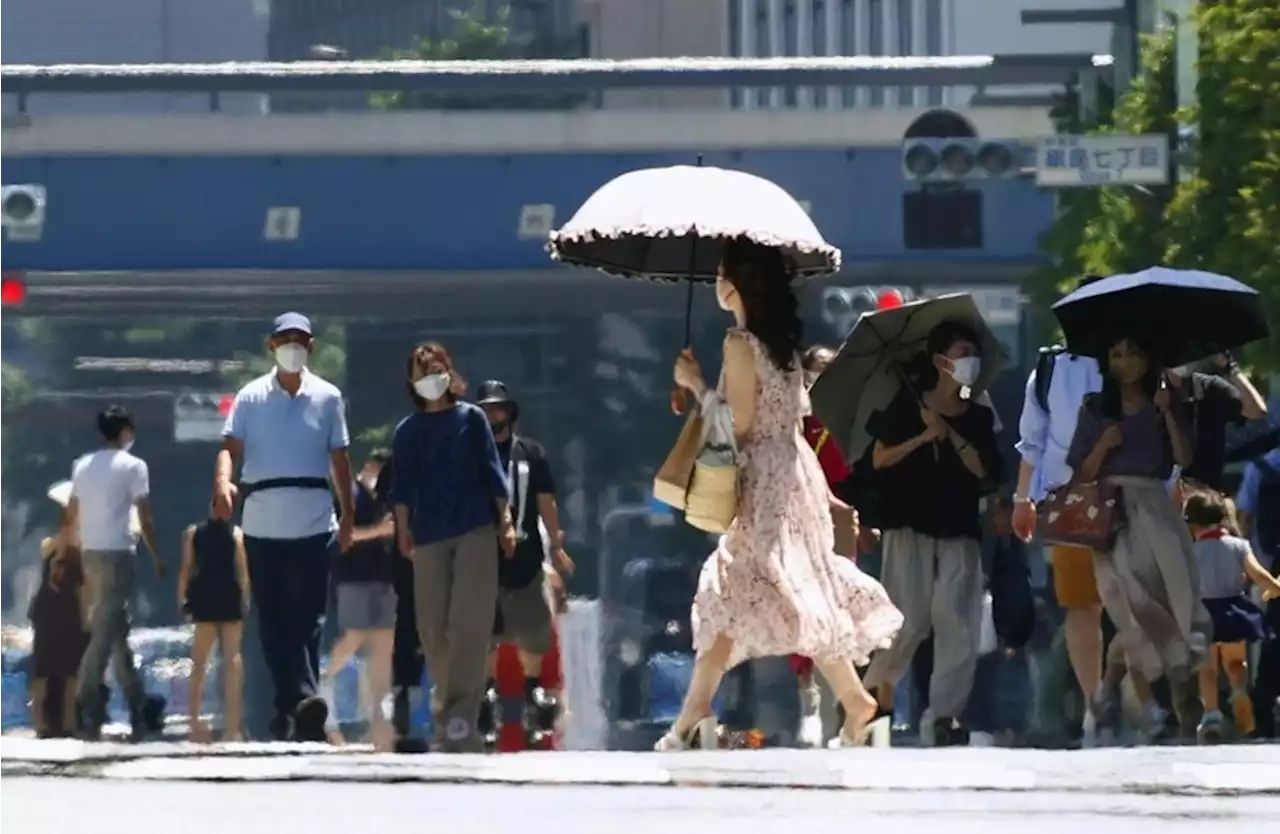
[1163,0,1280,372]
[369,2,583,111]
[1034,28,1178,308]
[1038,7,1280,374]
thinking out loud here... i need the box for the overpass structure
[1,55,1083,318]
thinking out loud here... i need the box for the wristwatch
[1012,494,1033,505]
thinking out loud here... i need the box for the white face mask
[715,279,735,312]
[121,437,134,452]
[946,356,982,387]
[274,343,309,374]
[414,372,451,401]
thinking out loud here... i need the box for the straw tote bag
[652,392,741,533]
[683,392,741,534]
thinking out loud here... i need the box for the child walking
[30,532,89,738]
[321,449,397,750]
[178,510,250,743]
[1184,490,1280,742]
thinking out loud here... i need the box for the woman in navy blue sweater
[391,341,515,753]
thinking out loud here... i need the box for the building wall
[579,0,729,109]
[579,0,1119,110]
[950,0,1117,102]
[581,0,955,109]
[1,149,1055,273]
[1,0,270,115]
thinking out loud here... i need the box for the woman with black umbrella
[1065,335,1211,740]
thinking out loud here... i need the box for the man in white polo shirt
[63,405,167,741]
[212,312,354,742]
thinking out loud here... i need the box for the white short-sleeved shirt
[223,369,350,540]
[71,448,150,552]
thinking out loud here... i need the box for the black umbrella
[1051,267,1268,367]
[809,293,1007,463]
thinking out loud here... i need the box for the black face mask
[489,419,510,437]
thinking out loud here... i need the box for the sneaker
[478,681,499,743]
[394,737,429,754]
[1081,709,1099,748]
[1230,692,1256,737]
[524,678,559,739]
[392,687,412,739]
[1139,702,1174,744]
[76,705,104,742]
[1090,689,1122,746]
[918,708,936,747]
[1196,709,1225,744]
[292,695,329,742]
[128,695,166,743]
[269,712,293,742]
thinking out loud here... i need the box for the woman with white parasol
[552,164,903,749]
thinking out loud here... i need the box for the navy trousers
[245,533,334,720]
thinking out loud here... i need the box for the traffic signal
[1,272,25,307]
[901,139,1022,183]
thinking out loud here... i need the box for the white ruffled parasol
[548,164,841,282]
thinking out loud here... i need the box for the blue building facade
[1,137,1053,642]
[3,148,1053,272]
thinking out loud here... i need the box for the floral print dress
[690,329,904,670]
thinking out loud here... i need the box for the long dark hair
[901,319,981,393]
[720,237,803,372]
[1097,337,1160,421]
[405,341,468,410]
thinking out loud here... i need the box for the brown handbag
[1038,480,1125,551]
[653,410,704,511]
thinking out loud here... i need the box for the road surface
[5,779,1278,834]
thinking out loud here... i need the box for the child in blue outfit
[1183,490,1280,741]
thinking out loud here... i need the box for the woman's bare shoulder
[723,329,755,358]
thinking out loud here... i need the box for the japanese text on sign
[1035,134,1170,188]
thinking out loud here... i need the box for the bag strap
[697,390,740,457]
[1034,345,1064,414]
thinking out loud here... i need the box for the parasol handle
[671,281,697,414]
[672,157,703,416]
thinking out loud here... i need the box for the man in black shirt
[475,381,574,727]
[1166,352,1268,492]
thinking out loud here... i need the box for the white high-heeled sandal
[654,716,719,751]
[829,715,891,749]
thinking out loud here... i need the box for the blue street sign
[1035,134,1170,188]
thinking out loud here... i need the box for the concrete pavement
[3,736,1278,795]
[4,780,1277,834]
